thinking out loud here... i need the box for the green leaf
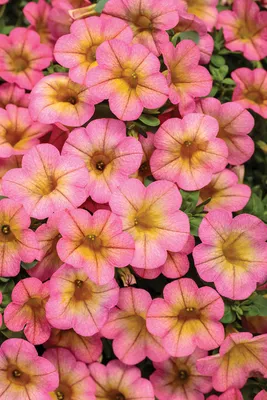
[138,114,160,127]
[219,65,229,79]
[220,304,236,324]
[180,190,199,213]
[21,260,38,270]
[207,86,219,97]
[211,55,225,67]
[189,215,203,236]
[0,280,14,307]
[179,31,200,44]
[144,177,154,187]
[223,78,236,86]
[0,196,7,200]
[243,193,264,219]
[95,0,109,13]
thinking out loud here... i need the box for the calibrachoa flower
[150,348,212,400]
[131,132,155,182]
[0,338,59,399]
[28,213,63,282]
[102,0,179,55]
[217,0,267,61]
[0,27,52,90]
[180,0,218,31]
[62,118,143,204]
[4,278,51,345]
[0,0,8,4]
[150,114,228,190]
[255,391,267,400]
[110,179,190,270]
[162,41,212,114]
[0,155,21,194]
[0,198,40,277]
[57,209,135,284]
[101,287,169,365]
[207,388,244,400]
[2,143,89,219]
[54,16,133,84]
[197,332,267,392]
[89,360,155,400]
[231,68,267,119]
[46,264,119,335]
[193,210,267,300]
[29,73,95,127]
[146,278,225,357]
[86,39,169,121]
[43,348,96,400]
[23,0,54,46]
[196,97,255,165]
[45,328,102,364]
[199,169,251,212]
[0,104,52,158]
[0,83,29,108]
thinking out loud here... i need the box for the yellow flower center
[86,45,97,63]
[56,391,65,400]
[84,233,102,251]
[13,56,29,73]
[181,140,198,158]
[135,15,152,29]
[57,90,78,105]
[178,369,189,381]
[54,382,72,400]
[7,366,30,386]
[108,390,126,400]
[74,279,92,301]
[178,307,200,321]
[246,90,264,104]
[1,224,10,235]
[121,68,138,88]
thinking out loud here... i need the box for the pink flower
[197,332,267,392]
[0,28,52,90]
[146,278,225,357]
[162,41,212,114]
[193,210,267,300]
[110,179,190,270]
[101,287,169,365]
[0,83,29,109]
[0,198,40,277]
[207,388,244,400]
[56,209,134,285]
[62,118,143,204]
[217,0,267,61]
[89,360,154,400]
[255,391,267,400]
[43,348,96,400]
[46,263,119,336]
[199,168,251,212]
[0,292,2,327]
[0,0,8,4]
[180,0,218,31]
[0,104,52,158]
[86,39,168,121]
[231,68,267,119]
[2,143,89,219]
[102,0,179,55]
[150,114,228,191]
[27,213,63,282]
[23,0,54,46]
[4,278,51,345]
[29,73,95,127]
[196,97,255,165]
[0,338,59,399]
[0,156,21,195]
[55,16,133,84]
[45,328,102,364]
[131,132,155,182]
[150,348,212,400]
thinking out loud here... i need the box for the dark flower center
[178,307,200,321]
[8,366,30,385]
[246,90,264,104]
[178,369,189,381]
[96,161,105,171]
[109,390,126,400]
[1,225,10,235]
[74,279,92,301]
[14,57,28,72]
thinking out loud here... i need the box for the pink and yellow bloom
[255,391,267,400]
[0,104,52,158]
[89,360,154,400]
[23,0,54,46]
[2,143,89,219]
[62,118,143,204]
[4,278,51,345]
[102,0,179,55]
[46,263,119,336]
[0,198,40,277]
[146,278,225,357]
[150,348,212,400]
[231,68,267,119]
[196,97,255,165]
[0,156,21,195]
[0,338,59,399]
[207,388,244,400]
[29,73,95,127]
[101,287,169,365]
[28,213,63,282]
[180,0,218,31]
[162,41,212,115]
[0,83,29,109]
[197,332,267,392]
[0,27,52,90]
[217,0,267,61]
[193,210,267,300]
[150,114,228,191]
[110,179,190,270]
[199,169,251,212]
[44,348,96,400]
[55,16,133,84]
[45,328,102,364]
[86,39,168,121]
[56,209,135,285]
